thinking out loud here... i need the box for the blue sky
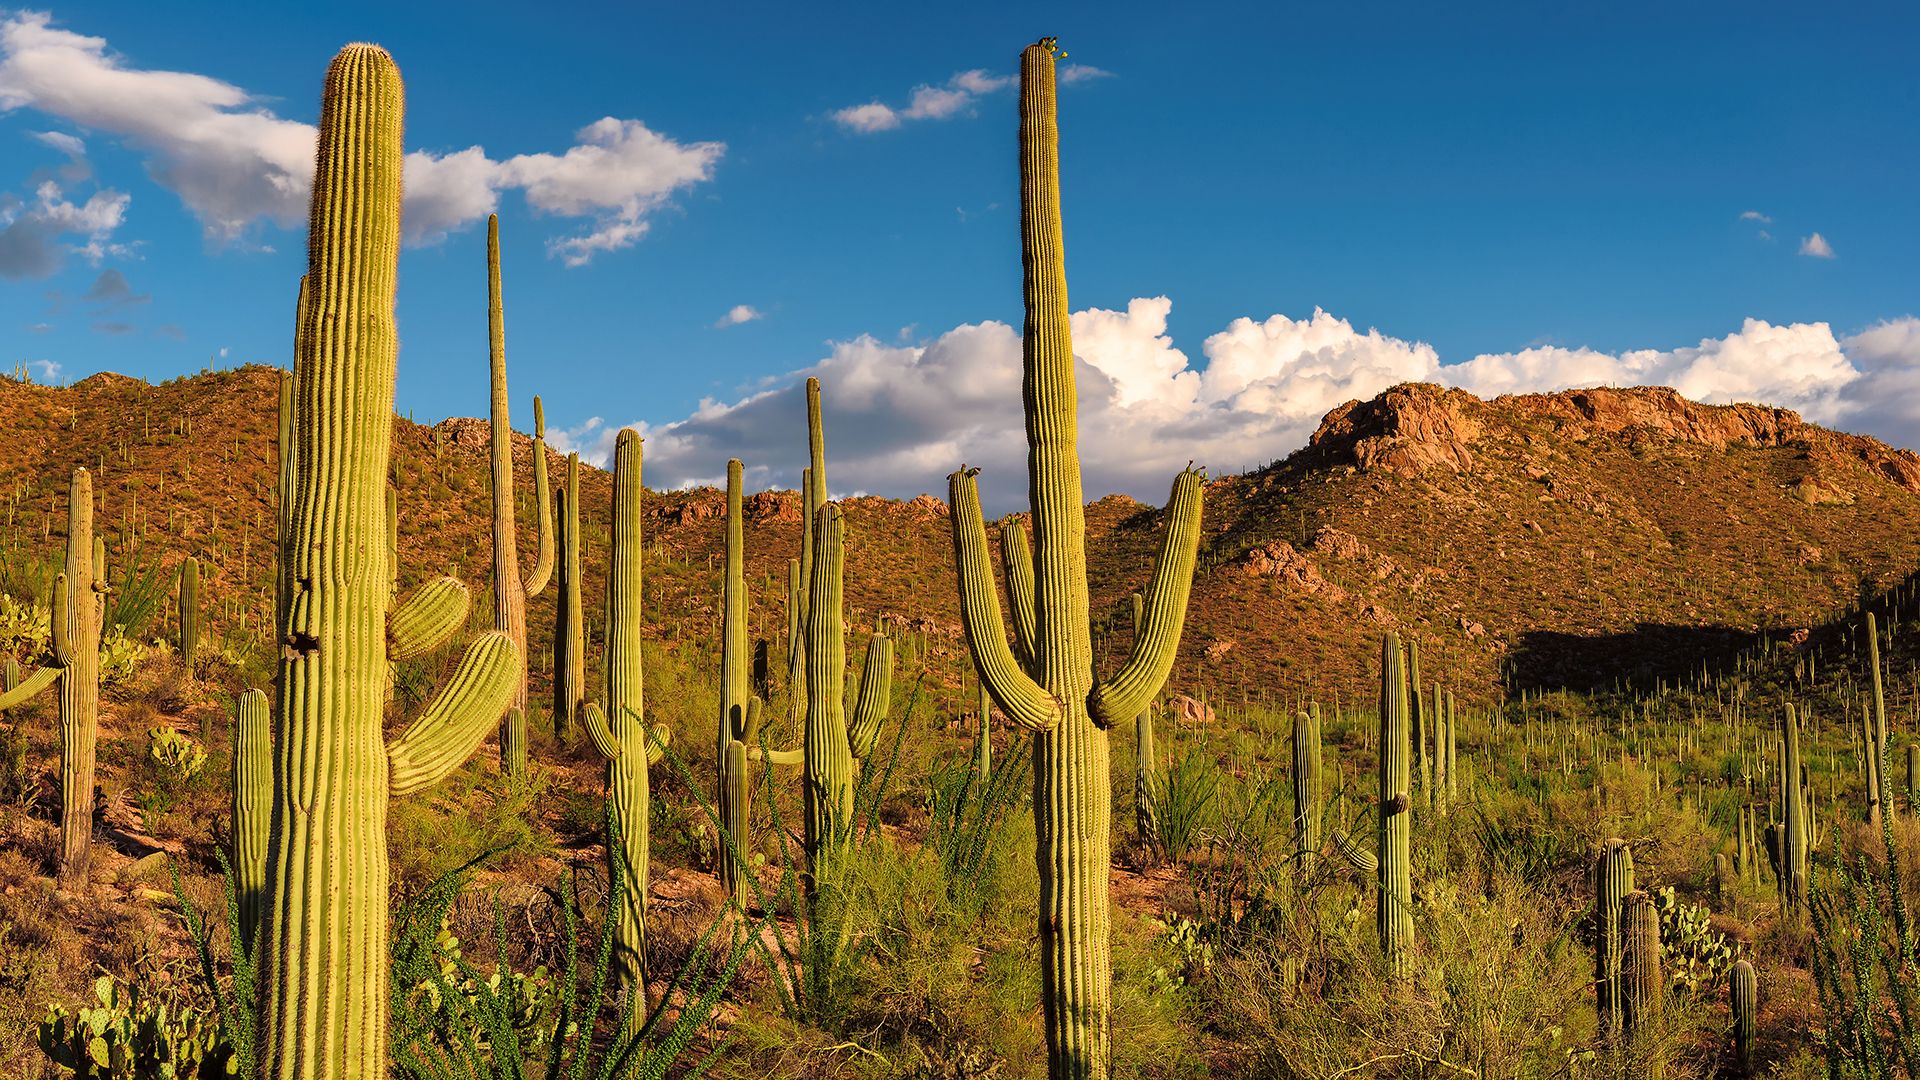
[3,3,1918,507]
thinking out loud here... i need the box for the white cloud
[1800,232,1835,258]
[1739,210,1772,224]
[833,63,1111,134]
[30,359,60,382]
[0,177,130,277]
[29,128,81,157]
[0,11,722,261]
[715,304,762,328]
[547,300,1920,513]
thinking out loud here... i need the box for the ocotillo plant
[717,459,753,900]
[574,429,672,1024]
[943,38,1204,1079]
[484,215,555,776]
[177,555,200,672]
[552,452,585,740]
[1377,633,1414,978]
[803,503,894,879]
[1293,705,1322,859]
[1593,838,1636,1041]
[259,46,522,1079]
[231,688,270,952]
[1729,959,1756,1075]
[0,469,108,885]
[1622,888,1663,1046]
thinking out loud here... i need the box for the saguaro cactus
[1767,705,1809,916]
[1622,888,1663,1044]
[803,503,894,877]
[574,429,672,1023]
[1409,639,1429,809]
[484,216,555,775]
[1377,633,1414,978]
[1131,591,1158,846]
[0,470,114,886]
[177,555,200,671]
[944,38,1204,1079]
[1293,704,1322,858]
[1729,959,1756,1075]
[552,452,585,740]
[259,46,522,1078]
[717,459,753,899]
[1593,838,1636,1041]
[231,688,270,951]
[1866,613,1889,827]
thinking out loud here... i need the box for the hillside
[0,368,1916,712]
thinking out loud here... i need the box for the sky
[2,3,1917,512]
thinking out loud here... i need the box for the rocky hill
[1,367,1917,708]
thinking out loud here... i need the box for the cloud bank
[0,11,722,261]
[548,300,1920,513]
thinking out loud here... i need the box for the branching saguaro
[944,38,1204,1079]
[259,45,521,1078]
[485,215,554,775]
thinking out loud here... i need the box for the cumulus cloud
[0,177,129,278]
[0,11,722,260]
[1800,232,1835,258]
[833,63,1111,133]
[714,304,762,328]
[547,299,1920,513]
[30,359,59,381]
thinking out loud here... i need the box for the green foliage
[0,593,50,659]
[102,543,171,644]
[36,974,230,1079]
[145,726,207,784]
[924,731,1031,909]
[1649,885,1735,995]
[1145,743,1219,862]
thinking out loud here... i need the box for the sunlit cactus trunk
[1622,887,1664,1058]
[260,47,520,1078]
[178,555,200,672]
[50,467,102,888]
[1292,704,1322,859]
[1376,633,1412,978]
[232,688,271,952]
[552,453,584,740]
[484,216,554,775]
[1729,959,1756,1075]
[717,459,752,900]
[1593,838,1635,1041]
[1131,592,1158,846]
[942,39,1204,1079]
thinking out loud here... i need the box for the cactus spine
[1729,959,1757,1075]
[260,47,522,1077]
[485,216,554,775]
[1292,705,1322,859]
[232,688,270,951]
[1621,888,1663,1048]
[178,555,200,671]
[1377,633,1413,977]
[1593,838,1635,1041]
[553,452,584,740]
[944,39,1205,1078]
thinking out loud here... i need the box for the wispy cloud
[1800,232,1836,259]
[1739,210,1772,224]
[0,11,723,263]
[0,176,130,279]
[714,304,762,328]
[832,62,1112,134]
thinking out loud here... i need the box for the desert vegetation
[0,33,1915,1080]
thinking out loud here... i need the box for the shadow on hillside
[1504,623,1763,695]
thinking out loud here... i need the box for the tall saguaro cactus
[1622,888,1663,1047]
[1293,704,1322,859]
[1766,705,1809,917]
[552,452,585,740]
[1377,633,1413,978]
[260,46,521,1078]
[943,39,1204,1079]
[803,503,894,877]
[575,429,672,1023]
[177,555,200,672]
[717,459,753,898]
[1867,612,1890,827]
[485,215,555,775]
[1729,959,1757,1075]
[1593,838,1636,1041]
[231,688,270,951]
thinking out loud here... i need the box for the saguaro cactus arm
[386,632,521,796]
[1087,467,1204,726]
[0,665,58,710]
[387,577,471,660]
[845,632,895,760]
[524,396,555,597]
[1000,520,1038,671]
[948,469,1063,732]
[580,701,621,761]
